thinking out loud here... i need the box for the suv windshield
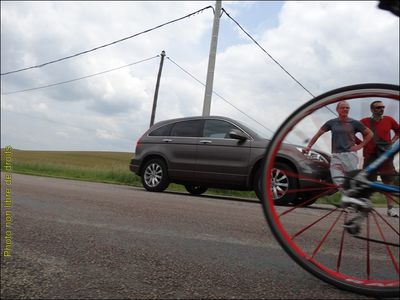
[239,121,271,140]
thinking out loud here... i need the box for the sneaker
[341,195,372,210]
[387,208,399,218]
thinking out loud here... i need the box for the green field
[0,148,258,199]
[1,149,138,184]
[1,148,393,206]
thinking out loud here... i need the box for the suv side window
[203,119,241,138]
[149,123,173,136]
[170,120,203,137]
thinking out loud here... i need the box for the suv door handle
[199,140,212,144]
[162,139,173,143]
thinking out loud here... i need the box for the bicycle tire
[262,83,400,297]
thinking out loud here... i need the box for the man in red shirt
[360,100,400,217]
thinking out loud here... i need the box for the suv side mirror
[229,129,248,141]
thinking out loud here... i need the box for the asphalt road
[1,174,375,299]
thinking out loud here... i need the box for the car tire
[141,158,169,192]
[185,185,208,195]
[254,163,298,205]
[270,162,298,206]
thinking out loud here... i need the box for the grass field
[1,148,394,206]
[0,148,258,199]
[1,149,138,184]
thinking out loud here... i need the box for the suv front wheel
[141,158,170,192]
[254,162,298,206]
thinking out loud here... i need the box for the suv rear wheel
[141,158,169,192]
[185,185,208,195]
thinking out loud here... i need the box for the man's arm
[351,127,373,152]
[390,117,399,144]
[304,128,326,153]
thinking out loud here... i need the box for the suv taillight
[135,134,145,153]
[135,140,141,152]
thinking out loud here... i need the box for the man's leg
[362,154,378,181]
[330,154,346,187]
[332,153,368,208]
[380,160,399,217]
[343,152,359,173]
[340,152,372,209]
[364,155,398,217]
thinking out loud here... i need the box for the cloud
[1,1,399,151]
[210,1,399,135]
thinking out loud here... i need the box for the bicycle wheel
[261,83,399,297]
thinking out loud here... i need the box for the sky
[1,1,399,152]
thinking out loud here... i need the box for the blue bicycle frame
[363,140,400,193]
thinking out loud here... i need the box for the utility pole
[202,0,222,116]
[150,50,166,128]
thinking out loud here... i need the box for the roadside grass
[0,149,257,199]
[316,190,391,207]
[1,149,393,206]
[1,150,139,185]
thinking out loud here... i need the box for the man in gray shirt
[304,101,373,187]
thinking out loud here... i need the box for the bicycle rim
[262,83,400,297]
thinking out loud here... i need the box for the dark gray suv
[130,116,333,205]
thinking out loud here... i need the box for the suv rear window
[149,123,173,136]
[170,120,203,137]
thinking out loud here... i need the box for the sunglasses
[373,106,385,109]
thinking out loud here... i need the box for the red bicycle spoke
[382,191,399,206]
[336,213,347,272]
[292,208,338,239]
[279,188,337,217]
[311,210,344,258]
[276,169,338,188]
[371,212,399,274]
[372,208,400,235]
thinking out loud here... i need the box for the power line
[221,8,315,98]
[1,55,159,95]
[166,56,275,136]
[1,6,213,76]
[221,8,337,117]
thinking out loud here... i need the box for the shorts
[330,152,359,186]
[363,154,397,183]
